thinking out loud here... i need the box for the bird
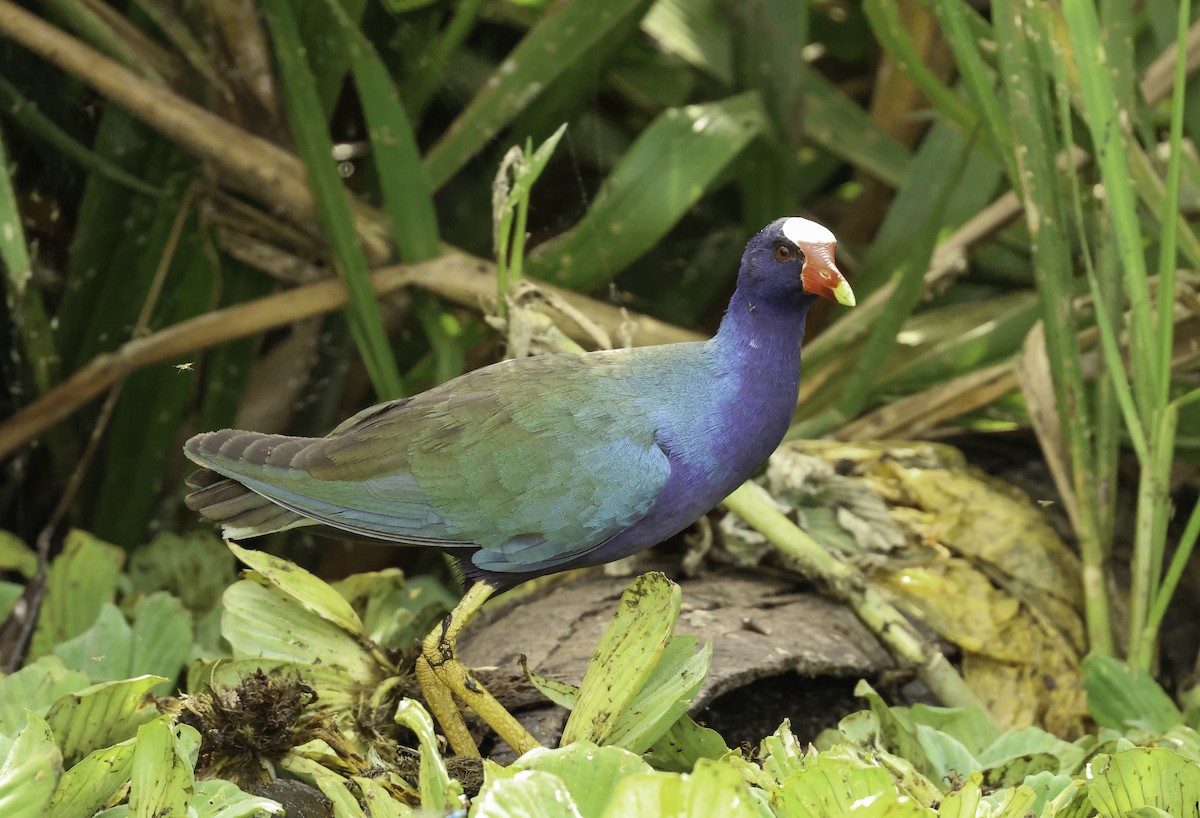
[182,216,854,757]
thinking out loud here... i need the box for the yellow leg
[414,655,479,757]
[419,581,541,756]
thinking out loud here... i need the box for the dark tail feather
[184,469,309,538]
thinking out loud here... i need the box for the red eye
[775,243,793,261]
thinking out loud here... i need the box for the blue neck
[696,286,814,482]
[709,286,811,379]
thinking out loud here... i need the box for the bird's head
[740,217,855,308]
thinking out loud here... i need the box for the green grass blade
[323,0,440,263]
[422,0,657,189]
[1154,0,1191,407]
[926,0,1017,181]
[1084,270,1148,461]
[834,135,970,420]
[801,65,911,189]
[292,0,369,116]
[0,77,160,198]
[995,0,1112,655]
[405,0,487,116]
[527,93,766,291]
[863,0,977,135]
[642,0,733,85]
[0,123,31,302]
[0,121,58,399]
[1062,2,1159,414]
[852,118,1002,298]
[130,0,224,91]
[263,0,402,399]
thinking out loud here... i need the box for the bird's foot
[417,636,540,758]
[416,583,540,758]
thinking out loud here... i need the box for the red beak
[800,242,855,306]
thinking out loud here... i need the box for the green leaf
[512,743,650,818]
[312,772,368,818]
[227,541,366,636]
[472,768,583,818]
[528,94,766,291]
[423,0,658,188]
[0,121,31,298]
[905,702,999,759]
[977,727,1084,778]
[49,739,135,818]
[221,578,381,686]
[641,0,732,84]
[642,715,728,773]
[0,656,90,739]
[599,758,759,818]
[800,65,911,189]
[127,531,236,617]
[128,718,197,818]
[45,675,164,766]
[263,0,403,399]
[604,636,712,754]
[562,573,680,746]
[1087,748,1200,818]
[1083,655,1184,733]
[331,570,456,650]
[53,594,192,692]
[348,777,411,818]
[192,778,285,818]
[324,0,440,262]
[0,713,62,818]
[522,659,580,710]
[936,771,983,818]
[29,530,124,661]
[0,530,36,577]
[393,699,462,812]
[770,746,905,818]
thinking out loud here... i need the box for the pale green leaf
[0,712,62,818]
[513,742,650,818]
[642,715,727,774]
[0,655,90,738]
[603,636,711,753]
[45,675,163,766]
[394,699,461,812]
[599,758,758,818]
[472,769,583,818]
[128,718,195,818]
[562,573,680,746]
[49,739,135,818]
[53,594,192,693]
[222,579,381,686]
[192,778,286,818]
[1088,748,1200,818]
[770,748,902,818]
[0,530,36,577]
[29,530,125,660]
[227,542,365,636]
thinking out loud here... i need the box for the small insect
[175,362,195,372]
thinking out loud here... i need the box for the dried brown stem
[0,1,391,261]
[0,253,697,460]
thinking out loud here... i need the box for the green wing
[186,354,671,574]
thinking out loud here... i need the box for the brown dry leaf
[880,559,1024,661]
[962,638,1087,738]
[880,558,1087,736]
[763,439,1088,734]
